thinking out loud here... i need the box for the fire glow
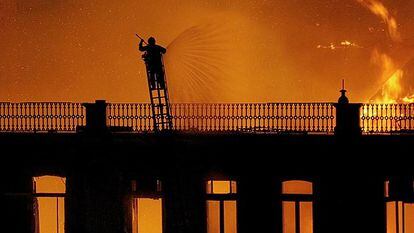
[357,0,414,104]
[1,1,414,103]
[317,41,363,50]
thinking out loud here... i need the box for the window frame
[384,179,413,233]
[32,176,66,233]
[281,180,314,233]
[206,179,238,233]
[131,178,165,233]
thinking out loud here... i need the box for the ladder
[143,55,173,131]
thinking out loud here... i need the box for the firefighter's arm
[139,40,146,51]
[160,46,166,54]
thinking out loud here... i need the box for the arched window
[33,175,66,233]
[206,179,237,233]
[281,180,314,233]
[385,180,414,233]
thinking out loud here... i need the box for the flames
[358,0,413,104]
[372,70,404,104]
[402,95,414,103]
[370,50,405,103]
[369,51,414,103]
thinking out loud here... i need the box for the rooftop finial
[338,79,349,104]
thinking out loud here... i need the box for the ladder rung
[150,87,166,91]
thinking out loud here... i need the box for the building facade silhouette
[2,96,414,233]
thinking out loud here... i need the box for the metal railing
[1,101,414,134]
[0,102,85,132]
[361,104,414,134]
[107,103,336,133]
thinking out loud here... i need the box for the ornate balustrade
[107,103,336,133]
[1,101,414,134]
[0,102,85,132]
[360,104,414,134]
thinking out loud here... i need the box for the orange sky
[1,0,414,103]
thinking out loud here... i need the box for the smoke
[357,0,401,42]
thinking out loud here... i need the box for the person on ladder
[139,37,167,89]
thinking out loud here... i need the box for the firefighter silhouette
[139,37,167,89]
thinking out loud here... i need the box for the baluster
[73,103,77,130]
[69,103,73,131]
[137,104,141,131]
[219,104,223,131]
[131,104,135,131]
[298,103,302,131]
[410,104,413,131]
[62,102,66,131]
[56,103,60,131]
[399,104,403,131]
[50,103,55,131]
[368,104,372,133]
[384,104,388,132]
[306,104,312,131]
[24,103,29,131]
[128,104,132,128]
[331,104,335,132]
[45,103,49,131]
[274,103,278,131]
[224,104,228,131]
[18,103,23,131]
[395,104,399,131]
[200,104,205,131]
[191,103,195,131]
[67,103,72,131]
[379,104,383,133]
[7,103,11,131]
[195,103,199,131]
[404,104,408,131]
[367,104,371,133]
[364,104,370,133]
[15,103,19,131]
[61,103,65,131]
[239,104,243,131]
[286,103,290,131]
[68,103,73,131]
[42,103,46,131]
[115,104,120,128]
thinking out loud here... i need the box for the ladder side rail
[160,56,173,129]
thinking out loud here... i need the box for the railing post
[82,100,108,132]
[334,88,362,137]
